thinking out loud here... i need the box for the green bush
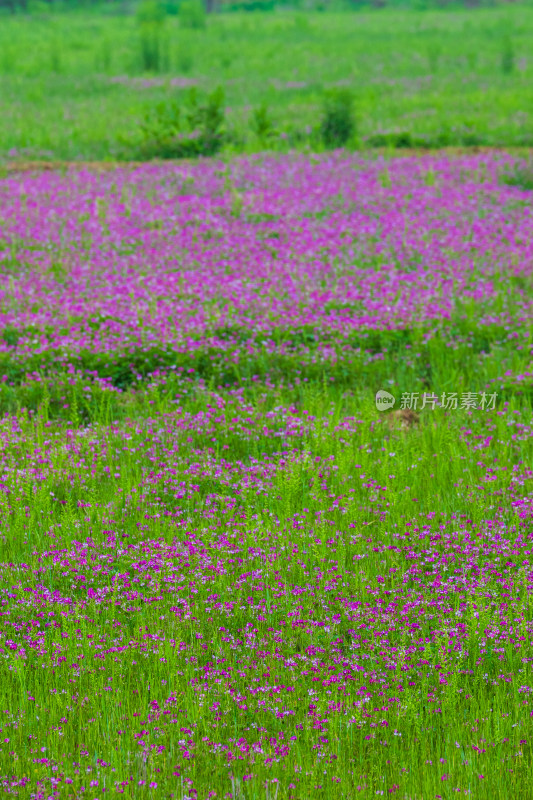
[501,161,533,191]
[179,0,206,30]
[137,0,167,73]
[176,48,194,73]
[319,88,355,149]
[501,36,514,75]
[139,87,225,158]
[251,102,275,142]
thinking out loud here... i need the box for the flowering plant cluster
[0,154,530,798]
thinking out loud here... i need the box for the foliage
[137,0,167,72]
[501,160,533,191]
[179,0,206,29]
[138,86,225,157]
[501,35,515,75]
[0,154,532,797]
[251,101,275,141]
[136,0,166,25]
[319,88,355,149]
[0,8,532,157]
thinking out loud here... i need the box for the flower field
[0,153,532,799]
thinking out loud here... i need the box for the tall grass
[0,340,531,798]
[0,155,531,795]
[137,0,167,72]
[0,7,532,158]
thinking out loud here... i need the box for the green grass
[1,4,533,158]
[0,324,531,797]
[0,7,532,793]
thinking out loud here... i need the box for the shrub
[139,87,225,159]
[251,103,275,142]
[501,162,533,191]
[137,0,166,73]
[179,0,206,30]
[319,89,355,149]
[177,48,194,73]
[49,39,62,74]
[501,36,514,75]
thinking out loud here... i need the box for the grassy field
[1,5,533,158]
[0,151,531,797]
[0,4,533,797]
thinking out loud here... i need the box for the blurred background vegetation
[0,0,532,159]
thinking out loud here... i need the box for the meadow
[0,2,532,796]
[2,4,533,158]
[0,150,530,798]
